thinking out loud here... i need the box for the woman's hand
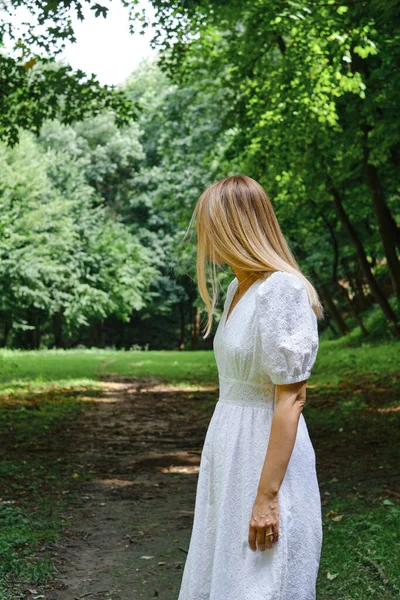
[248,382,306,552]
[248,491,279,551]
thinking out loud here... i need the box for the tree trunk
[52,311,64,348]
[341,261,371,321]
[348,50,400,293]
[362,125,400,301]
[26,309,41,349]
[318,283,350,336]
[2,316,11,347]
[179,302,185,350]
[336,281,368,336]
[89,320,104,348]
[328,179,399,336]
[344,262,370,312]
[98,320,104,348]
[190,306,201,350]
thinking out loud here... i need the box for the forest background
[1,0,399,351]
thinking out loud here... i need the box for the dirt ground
[34,374,399,600]
[43,377,218,600]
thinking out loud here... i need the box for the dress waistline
[217,375,276,409]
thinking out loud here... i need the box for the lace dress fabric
[177,271,322,600]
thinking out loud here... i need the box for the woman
[178,174,324,600]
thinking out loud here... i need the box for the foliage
[0,1,139,144]
[0,127,157,348]
[1,1,400,347]
[134,0,400,335]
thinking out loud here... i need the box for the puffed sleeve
[255,271,319,385]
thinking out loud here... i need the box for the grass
[305,373,400,599]
[319,497,399,599]
[0,347,217,388]
[1,335,399,389]
[0,336,399,599]
[0,382,99,599]
[0,503,58,597]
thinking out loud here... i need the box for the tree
[0,0,139,144]
[136,0,400,334]
[0,128,157,348]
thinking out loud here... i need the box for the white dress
[177,270,323,600]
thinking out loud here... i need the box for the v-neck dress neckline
[224,273,269,328]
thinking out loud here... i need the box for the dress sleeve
[255,271,319,385]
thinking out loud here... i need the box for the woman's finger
[248,525,257,551]
[272,522,279,544]
[256,527,266,551]
[265,528,273,550]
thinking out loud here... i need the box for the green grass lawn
[0,383,95,599]
[306,372,400,599]
[0,338,399,599]
[0,347,217,389]
[1,337,399,388]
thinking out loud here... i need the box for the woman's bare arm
[248,380,307,552]
[257,380,307,496]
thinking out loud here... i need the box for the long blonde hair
[185,174,324,338]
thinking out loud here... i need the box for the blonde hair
[185,174,324,339]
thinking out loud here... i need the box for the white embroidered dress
[177,271,322,600]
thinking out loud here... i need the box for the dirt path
[44,377,217,600]
[39,373,399,600]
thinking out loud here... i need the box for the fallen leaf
[140,555,154,560]
[327,572,339,580]
[332,515,344,522]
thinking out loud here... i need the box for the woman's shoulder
[255,270,315,321]
[256,270,306,298]
[225,270,307,305]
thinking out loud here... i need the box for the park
[0,1,399,599]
